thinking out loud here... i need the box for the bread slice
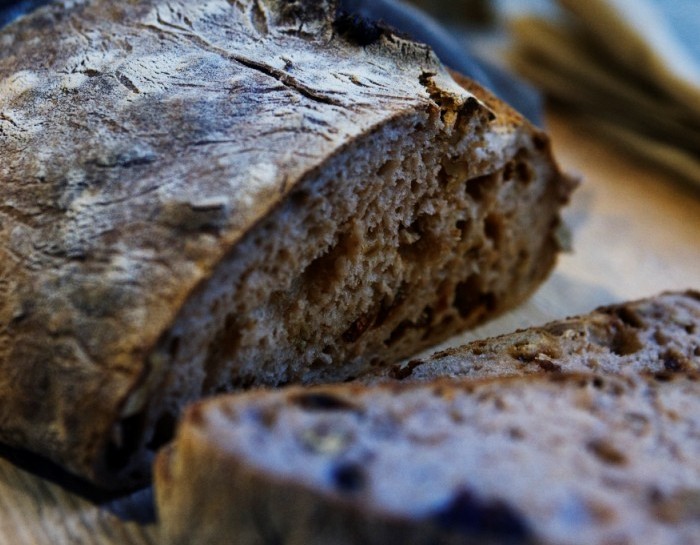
[369,290,700,383]
[155,371,700,545]
[0,0,573,487]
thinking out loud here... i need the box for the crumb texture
[156,372,700,545]
[375,290,700,384]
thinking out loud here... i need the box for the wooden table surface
[0,109,698,545]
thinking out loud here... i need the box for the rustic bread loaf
[0,0,573,487]
[370,290,700,383]
[155,371,700,545]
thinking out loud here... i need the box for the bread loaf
[0,0,573,487]
[155,371,700,545]
[371,290,700,383]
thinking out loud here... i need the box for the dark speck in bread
[289,392,358,412]
[431,488,532,542]
[587,439,628,466]
[332,462,365,494]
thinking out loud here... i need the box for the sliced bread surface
[155,371,700,545]
[0,0,573,486]
[370,290,700,383]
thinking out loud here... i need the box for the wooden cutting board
[0,108,698,545]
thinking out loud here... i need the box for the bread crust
[0,0,573,486]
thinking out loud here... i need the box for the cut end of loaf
[155,372,700,545]
[103,82,573,485]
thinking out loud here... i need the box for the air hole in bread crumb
[342,312,374,343]
[450,409,465,424]
[613,306,646,328]
[664,409,682,422]
[385,320,411,347]
[374,283,408,329]
[431,384,455,401]
[663,349,688,372]
[384,306,434,347]
[508,340,561,364]
[289,392,357,412]
[610,326,643,356]
[399,214,440,262]
[230,373,257,389]
[587,439,627,466]
[309,357,327,371]
[624,412,650,435]
[437,165,450,187]
[389,359,421,380]
[369,356,383,368]
[418,306,435,337]
[202,315,242,391]
[452,275,495,319]
[509,427,525,440]
[440,158,470,186]
[653,489,700,523]
[254,407,277,429]
[465,172,497,201]
[653,371,674,382]
[332,462,365,493]
[516,161,533,185]
[301,232,357,300]
[484,213,503,249]
[503,161,515,182]
[584,499,616,523]
[398,216,424,248]
[532,134,548,150]
[471,341,487,356]
[536,358,561,373]
[376,159,399,177]
[653,329,669,345]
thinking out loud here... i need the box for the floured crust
[0,0,573,487]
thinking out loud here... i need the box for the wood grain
[0,108,697,544]
[0,462,156,544]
